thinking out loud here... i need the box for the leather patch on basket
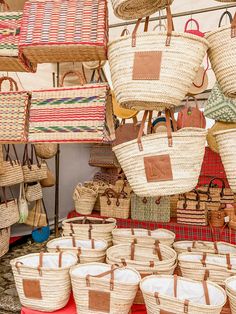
[23,279,42,299]
[144,155,173,182]
[132,51,162,80]
[89,290,110,312]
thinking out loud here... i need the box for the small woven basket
[34,143,58,159]
[225,276,236,314]
[0,199,19,229]
[25,182,43,202]
[73,183,98,215]
[0,227,10,258]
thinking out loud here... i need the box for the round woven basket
[0,227,10,258]
[46,237,108,263]
[207,122,236,153]
[25,182,43,202]
[214,129,236,193]
[111,0,174,20]
[140,275,226,314]
[173,241,236,255]
[34,143,58,159]
[10,252,78,312]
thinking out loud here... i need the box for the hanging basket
[34,143,58,159]
[0,227,10,258]
[11,252,77,312]
[225,276,236,314]
[108,7,208,110]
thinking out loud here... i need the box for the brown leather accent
[77,247,81,262]
[184,300,189,313]
[201,252,207,267]
[214,242,218,254]
[155,197,161,205]
[204,269,209,281]
[91,239,95,249]
[132,17,150,47]
[149,260,155,268]
[133,51,162,80]
[58,252,63,268]
[23,279,42,299]
[160,311,175,314]
[56,245,61,252]
[137,110,148,151]
[173,275,177,298]
[165,109,173,147]
[131,228,135,235]
[187,247,192,252]
[166,6,174,46]
[226,254,232,270]
[39,251,43,268]
[133,238,137,244]
[131,243,135,260]
[154,242,163,261]
[88,224,92,239]
[154,292,160,305]
[15,262,23,275]
[192,241,196,248]
[114,123,141,146]
[121,258,127,266]
[147,111,153,134]
[72,236,76,247]
[144,155,173,182]
[89,290,110,312]
[148,230,152,236]
[202,281,210,305]
[70,222,74,234]
[231,12,236,38]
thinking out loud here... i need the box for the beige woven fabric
[173,241,236,255]
[22,162,47,183]
[0,227,10,258]
[0,199,19,229]
[100,195,130,219]
[0,161,24,186]
[34,143,58,159]
[73,184,98,215]
[25,183,43,202]
[225,277,236,314]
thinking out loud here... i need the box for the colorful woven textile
[0,12,36,72]
[19,0,108,63]
[28,84,108,143]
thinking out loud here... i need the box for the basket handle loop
[86,265,119,291]
[132,16,149,47]
[184,18,200,32]
[218,10,233,27]
[120,28,129,37]
[60,71,86,87]
[0,76,18,91]
[202,281,210,305]
[207,177,225,198]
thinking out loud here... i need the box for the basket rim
[205,25,232,39]
[31,83,109,94]
[62,216,117,225]
[112,228,175,239]
[213,128,236,137]
[225,275,236,289]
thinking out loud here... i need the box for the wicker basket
[70,263,141,314]
[25,182,43,202]
[0,197,19,229]
[178,252,236,285]
[140,275,226,314]
[84,181,110,212]
[109,7,208,111]
[111,0,174,20]
[0,227,10,258]
[62,216,116,247]
[205,13,236,98]
[170,194,179,218]
[73,183,98,215]
[19,0,108,64]
[46,237,108,264]
[173,241,236,255]
[11,252,78,312]
[34,143,58,159]
[214,129,236,193]
[112,228,175,247]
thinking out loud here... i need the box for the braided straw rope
[70,263,141,314]
[0,199,19,229]
[214,129,236,193]
[47,237,108,264]
[0,227,10,258]
[111,0,174,20]
[10,252,77,312]
[140,275,226,314]
[73,184,98,215]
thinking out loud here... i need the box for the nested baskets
[111,0,174,20]
[112,228,176,247]
[225,276,236,314]
[140,275,226,314]
[19,0,108,64]
[10,252,78,312]
[173,241,236,255]
[0,227,10,258]
[70,263,141,314]
[214,129,236,193]
[108,8,208,111]
[62,216,116,247]
[46,237,108,263]
[178,252,236,285]
[73,184,98,215]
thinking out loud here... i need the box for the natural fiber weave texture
[111,0,174,20]
[0,12,36,72]
[28,84,108,143]
[0,160,24,186]
[113,128,207,196]
[34,143,58,159]
[0,227,10,258]
[173,241,236,255]
[215,129,236,193]
[73,184,98,215]
[109,30,208,110]
[0,199,19,228]
[225,276,236,314]
[19,0,108,63]
[177,199,208,226]
[25,183,43,202]
[22,162,47,183]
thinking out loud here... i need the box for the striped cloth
[28,84,108,143]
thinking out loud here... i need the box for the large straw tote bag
[73,183,98,215]
[0,145,24,186]
[0,227,10,258]
[47,237,108,264]
[11,252,77,312]
[28,71,108,143]
[0,2,36,72]
[214,129,236,192]
[19,0,108,64]
[70,263,141,314]
[140,275,226,314]
[112,228,176,247]
[173,241,236,255]
[206,11,236,98]
[178,252,236,285]
[0,187,19,229]
[113,111,207,196]
[207,122,236,153]
[108,7,208,111]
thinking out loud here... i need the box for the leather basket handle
[86,265,119,291]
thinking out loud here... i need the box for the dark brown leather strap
[166,5,174,46]
[132,16,150,47]
[56,245,61,252]
[173,275,177,298]
[121,258,127,266]
[184,300,189,313]
[231,12,236,38]
[201,252,207,267]
[213,242,218,254]
[149,260,154,268]
[202,280,210,305]
[72,236,76,247]
[148,230,152,236]
[88,224,92,239]
[204,269,209,281]
[86,265,118,291]
[154,242,163,261]
[77,247,81,262]
[91,239,95,249]
[70,222,75,234]
[165,109,173,147]
[131,242,135,260]
[131,228,135,236]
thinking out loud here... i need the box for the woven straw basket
[46,237,108,264]
[140,275,226,314]
[22,163,48,183]
[214,129,236,193]
[113,128,207,197]
[34,143,58,159]
[112,228,175,247]
[0,227,10,258]
[173,241,236,255]
[70,263,141,314]
[73,184,98,215]
[25,183,43,202]
[178,252,236,285]
[111,0,174,20]
[84,181,110,212]
[108,7,208,110]
[207,122,236,153]
[205,14,236,98]
[0,199,19,229]
[225,276,236,314]
[62,216,116,247]
[11,252,77,312]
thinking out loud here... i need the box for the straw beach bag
[0,227,10,258]
[70,263,141,314]
[140,275,226,314]
[0,187,19,229]
[113,110,207,197]
[19,0,108,64]
[108,6,208,111]
[73,183,98,215]
[11,252,77,312]
[47,237,108,264]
